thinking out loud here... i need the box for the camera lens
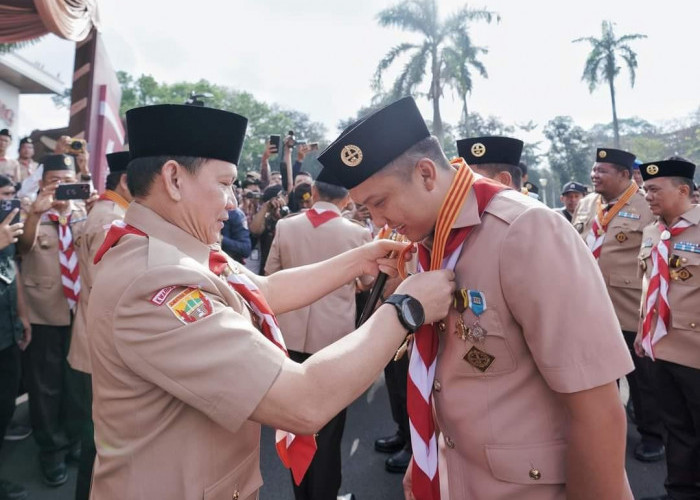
[71,141,82,150]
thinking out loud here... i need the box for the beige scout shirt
[69,195,128,373]
[434,188,633,500]
[638,204,700,369]
[0,158,21,183]
[20,205,87,326]
[88,202,286,500]
[571,186,654,331]
[264,202,371,353]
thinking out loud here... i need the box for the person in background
[249,184,289,274]
[635,158,700,500]
[17,154,89,487]
[69,151,133,500]
[289,182,313,213]
[632,160,644,189]
[17,137,38,183]
[0,130,20,183]
[572,148,664,463]
[0,174,30,500]
[693,183,699,205]
[556,181,588,223]
[221,207,251,264]
[457,136,523,190]
[265,180,372,500]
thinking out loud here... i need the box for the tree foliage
[373,0,498,142]
[573,21,646,147]
[115,71,326,175]
[543,116,593,188]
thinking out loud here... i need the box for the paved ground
[1,376,666,499]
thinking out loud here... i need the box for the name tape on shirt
[150,286,178,306]
[166,287,213,324]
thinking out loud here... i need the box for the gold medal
[455,316,470,341]
[467,321,488,344]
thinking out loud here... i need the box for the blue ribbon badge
[468,290,486,316]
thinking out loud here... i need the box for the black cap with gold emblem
[639,159,696,181]
[106,151,131,173]
[42,154,76,172]
[595,148,636,170]
[19,137,32,146]
[456,136,523,166]
[126,104,248,165]
[316,97,430,189]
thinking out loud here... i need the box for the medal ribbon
[47,213,80,311]
[585,182,638,259]
[407,159,504,500]
[95,221,317,484]
[640,219,691,359]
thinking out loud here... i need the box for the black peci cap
[106,151,131,173]
[457,136,523,166]
[19,137,32,146]
[523,181,539,194]
[126,104,248,165]
[640,160,696,182]
[596,148,636,171]
[42,154,76,172]
[561,181,588,195]
[316,97,430,189]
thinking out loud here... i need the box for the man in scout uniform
[69,150,132,500]
[556,181,587,223]
[0,129,20,183]
[571,148,665,462]
[18,137,39,182]
[87,104,454,500]
[317,97,634,500]
[635,159,700,500]
[265,179,371,500]
[17,154,88,486]
[456,136,523,190]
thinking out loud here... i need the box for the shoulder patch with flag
[166,287,213,324]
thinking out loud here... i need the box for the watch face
[401,297,425,329]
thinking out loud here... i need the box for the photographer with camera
[249,184,289,274]
[17,154,92,487]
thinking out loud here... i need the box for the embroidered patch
[674,242,700,254]
[166,287,213,324]
[617,211,641,220]
[150,286,178,306]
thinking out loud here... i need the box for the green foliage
[0,39,44,54]
[116,71,327,176]
[374,0,498,141]
[543,116,593,189]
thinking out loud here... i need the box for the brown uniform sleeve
[264,222,283,275]
[500,207,634,393]
[112,265,286,433]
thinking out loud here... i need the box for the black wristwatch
[384,294,425,333]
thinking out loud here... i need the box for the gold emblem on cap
[471,142,486,158]
[646,164,659,175]
[63,156,71,166]
[598,150,607,159]
[340,145,363,167]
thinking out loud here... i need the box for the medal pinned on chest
[453,289,488,344]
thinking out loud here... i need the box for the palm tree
[573,21,646,147]
[373,0,498,143]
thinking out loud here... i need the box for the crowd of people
[0,92,697,500]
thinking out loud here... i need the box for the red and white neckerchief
[640,219,692,359]
[585,182,638,259]
[305,206,339,228]
[47,212,80,311]
[95,222,318,484]
[405,159,504,500]
[209,251,316,485]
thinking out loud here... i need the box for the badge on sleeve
[166,287,213,324]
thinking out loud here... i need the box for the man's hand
[283,134,295,151]
[17,316,31,351]
[402,457,415,500]
[85,190,99,213]
[633,333,645,358]
[356,239,410,277]
[0,210,23,249]
[396,270,455,324]
[76,150,90,175]
[31,181,59,215]
[296,144,311,162]
[262,142,277,162]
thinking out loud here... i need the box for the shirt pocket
[203,449,262,500]
[669,251,700,287]
[609,273,641,290]
[455,308,517,377]
[671,310,700,333]
[23,275,54,290]
[484,440,567,485]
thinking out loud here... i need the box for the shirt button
[445,436,455,449]
[624,279,631,284]
[682,257,688,263]
[433,379,442,392]
[691,323,697,329]
[529,468,542,480]
[232,491,239,500]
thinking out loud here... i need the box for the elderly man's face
[179,159,237,244]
